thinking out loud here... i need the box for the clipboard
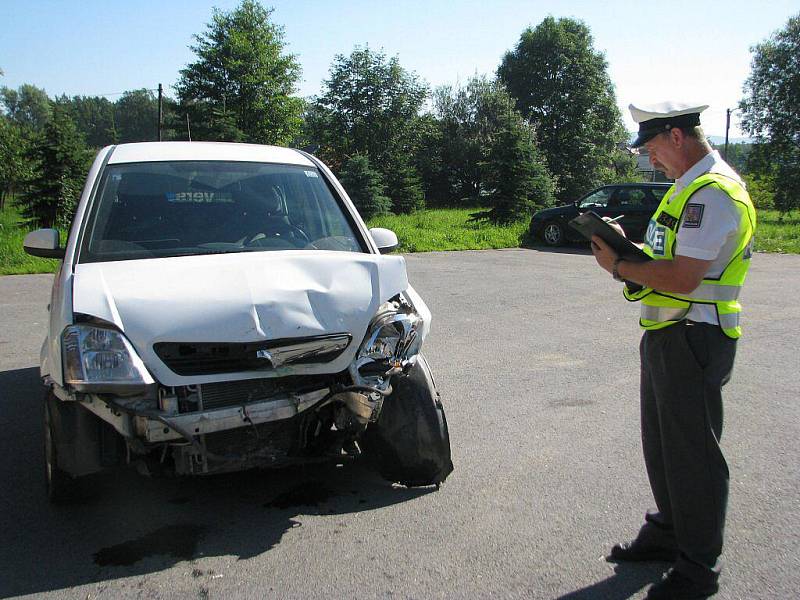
[568,211,651,262]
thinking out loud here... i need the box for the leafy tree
[719,142,752,175]
[739,13,800,213]
[337,154,391,220]
[175,0,303,145]
[431,76,544,207]
[412,113,449,207]
[309,46,428,212]
[114,89,159,143]
[0,116,32,209]
[498,17,632,202]
[20,106,91,228]
[478,110,555,224]
[56,95,117,148]
[0,83,52,133]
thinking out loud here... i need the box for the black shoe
[607,539,679,562]
[646,569,719,599]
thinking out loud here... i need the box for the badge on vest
[682,203,705,228]
[645,221,667,255]
[656,212,678,230]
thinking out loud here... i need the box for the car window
[651,187,669,202]
[578,188,613,209]
[79,161,365,263]
[612,188,647,208]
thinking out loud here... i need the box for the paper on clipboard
[568,211,651,262]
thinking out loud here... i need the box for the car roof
[106,141,315,167]
[605,182,671,188]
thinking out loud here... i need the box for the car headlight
[350,295,424,389]
[62,324,155,395]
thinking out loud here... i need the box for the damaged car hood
[72,251,410,386]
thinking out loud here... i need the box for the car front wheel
[44,392,81,503]
[362,355,453,487]
[542,221,565,246]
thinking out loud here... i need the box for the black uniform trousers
[638,320,737,584]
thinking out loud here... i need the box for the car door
[609,187,650,240]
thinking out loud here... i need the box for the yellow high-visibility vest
[623,172,756,338]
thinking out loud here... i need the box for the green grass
[368,208,528,252]
[753,210,800,254]
[0,201,63,276]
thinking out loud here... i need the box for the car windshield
[578,188,612,209]
[79,161,364,262]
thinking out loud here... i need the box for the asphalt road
[0,248,798,599]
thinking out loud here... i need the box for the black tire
[362,355,453,487]
[542,221,565,246]
[44,392,81,504]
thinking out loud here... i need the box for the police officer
[590,102,756,600]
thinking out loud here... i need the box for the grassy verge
[0,202,63,276]
[368,208,528,252]
[753,210,800,253]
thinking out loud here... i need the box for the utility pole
[724,108,732,161]
[157,83,163,142]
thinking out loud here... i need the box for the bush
[743,173,775,210]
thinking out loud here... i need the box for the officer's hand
[602,216,626,238]
[591,235,618,275]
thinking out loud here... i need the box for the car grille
[204,420,296,460]
[154,334,351,376]
[198,375,332,411]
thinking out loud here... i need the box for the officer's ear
[668,127,687,148]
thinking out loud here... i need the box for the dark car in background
[530,183,672,246]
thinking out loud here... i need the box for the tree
[478,110,555,224]
[431,76,545,207]
[498,17,632,202]
[309,46,428,212]
[740,13,800,213]
[337,155,391,220]
[310,47,427,170]
[175,0,303,145]
[384,153,425,214]
[0,116,32,209]
[19,106,91,228]
[0,83,52,133]
[115,89,158,143]
[56,95,117,148]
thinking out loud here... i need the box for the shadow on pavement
[556,561,666,600]
[521,242,595,257]
[0,366,434,598]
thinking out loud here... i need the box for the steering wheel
[245,224,310,248]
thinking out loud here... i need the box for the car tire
[542,221,565,246]
[362,355,453,487]
[44,391,82,504]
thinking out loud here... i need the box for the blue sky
[2,0,797,138]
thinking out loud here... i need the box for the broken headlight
[62,324,155,395]
[350,294,423,389]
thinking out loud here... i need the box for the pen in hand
[606,215,625,223]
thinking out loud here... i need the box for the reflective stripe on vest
[640,305,740,330]
[623,171,756,339]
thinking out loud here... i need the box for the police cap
[629,102,709,148]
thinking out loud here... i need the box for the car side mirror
[369,227,399,254]
[23,228,65,259]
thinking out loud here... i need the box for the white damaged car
[24,142,453,502]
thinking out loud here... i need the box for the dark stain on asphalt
[549,397,595,408]
[93,524,205,567]
[265,481,334,509]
